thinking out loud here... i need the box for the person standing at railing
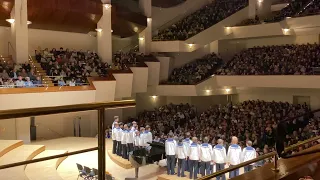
[199,137,214,177]
[241,140,257,173]
[213,139,227,180]
[165,133,177,175]
[188,137,201,180]
[227,136,242,178]
[111,122,118,154]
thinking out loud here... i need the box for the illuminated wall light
[95,28,102,32]
[151,95,157,99]
[111,30,113,33]
[139,37,145,41]
[147,18,152,23]
[225,27,231,30]
[6,19,15,24]
[286,17,292,19]
[104,4,112,9]
[282,28,290,33]
[225,88,231,93]
[188,44,194,48]
[133,27,139,32]
[206,90,211,93]
[27,21,32,25]
[258,0,263,3]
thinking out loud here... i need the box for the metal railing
[198,135,320,180]
[0,100,136,180]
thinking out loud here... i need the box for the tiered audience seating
[36,48,109,86]
[112,51,157,70]
[0,58,46,88]
[133,100,319,161]
[217,43,320,75]
[153,0,248,41]
[163,53,223,84]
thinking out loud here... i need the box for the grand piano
[127,142,165,179]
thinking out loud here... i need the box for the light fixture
[206,90,211,93]
[147,18,152,23]
[225,88,231,93]
[282,28,290,33]
[111,30,113,33]
[225,26,231,30]
[188,44,194,48]
[27,21,32,25]
[258,0,263,3]
[286,17,292,19]
[151,95,157,99]
[95,28,102,32]
[104,4,112,9]
[6,19,15,24]
[133,27,139,32]
[139,37,144,41]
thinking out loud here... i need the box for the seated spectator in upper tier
[164,53,223,84]
[153,0,248,41]
[236,15,262,26]
[37,48,109,86]
[15,76,25,88]
[217,43,320,75]
[24,77,34,87]
[297,0,320,17]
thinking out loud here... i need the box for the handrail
[0,100,135,180]
[198,136,320,180]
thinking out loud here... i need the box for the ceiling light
[147,18,152,23]
[188,44,194,48]
[133,27,139,32]
[151,95,157,99]
[139,37,144,41]
[111,30,113,33]
[206,90,211,93]
[27,21,32,25]
[95,28,102,32]
[104,4,112,9]
[6,19,15,24]
[225,27,231,30]
[225,88,231,93]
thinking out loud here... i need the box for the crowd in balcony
[297,0,320,17]
[35,48,110,86]
[217,43,320,75]
[112,50,155,70]
[0,61,42,88]
[163,53,223,85]
[153,0,248,41]
[236,15,262,26]
[132,100,318,168]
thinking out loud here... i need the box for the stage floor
[31,137,165,180]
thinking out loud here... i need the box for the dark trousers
[166,155,175,175]
[122,144,128,159]
[229,165,239,178]
[189,160,198,179]
[128,143,134,153]
[116,141,121,156]
[244,165,253,173]
[185,158,190,172]
[200,161,211,176]
[177,158,186,177]
[112,140,117,154]
[216,163,226,180]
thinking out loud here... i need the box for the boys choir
[111,117,256,180]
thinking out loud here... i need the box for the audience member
[153,0,248,41]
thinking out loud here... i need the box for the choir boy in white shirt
[121,124,129,159]
[112,122,119,154]
[188,137,200,179]
[242,140,257,172]
[134,130,140,150]
[176,138,187,177]
[165,133,177,175]
[114,122,123,156]
[227,136,242,178]
[127,124,135,154]
[145,125,153,149]
[213,139,227,180]
[112,116,119,129]
[139,127,146,148]
[183,132,192,171]
[131,121,137,131]
[200,137,214,176]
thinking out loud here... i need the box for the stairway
[28,57,54,86]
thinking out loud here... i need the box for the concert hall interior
[0,0,320,180]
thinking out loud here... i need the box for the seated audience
[236,15,262,26]
[37,48,109,86]
[153,0,248,41]
[217,43,320,75]
[164,53,223,84]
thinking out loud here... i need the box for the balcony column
[256,0,277,19]
[248,0,257,19]
[10,0,29,64]
[139,0,152,55]
[97,0,112,64]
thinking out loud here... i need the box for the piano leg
[135,167,139,178]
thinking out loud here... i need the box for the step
[0,145,45,180]
[25,150,68,180]
[0,140,23,158]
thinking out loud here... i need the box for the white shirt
[183,138,192,157]
[227,144,242,165]
[139,133,146,146]
[145,131,153,146]
[127,129,134,143]
[134,135,140,146]
[114,128,122,141]
[188,143,200,160]
[176,144,188,159]
[242,146,257,165]
[200,143,214,162]
[213,144,227,164]
[165,138,177,156]
[121,129,128,144]
[111,128,117,140]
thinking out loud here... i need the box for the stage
[30,137,165,180]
